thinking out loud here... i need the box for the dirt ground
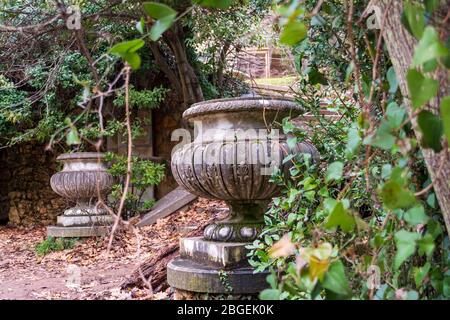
[0,198,227,300]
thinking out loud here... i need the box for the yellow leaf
[309,255,331,280]
[268,234,296,258]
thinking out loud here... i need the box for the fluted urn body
[171,97,318,242]
[50,152,114,216]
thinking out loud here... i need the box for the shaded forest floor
[0,198,226,300]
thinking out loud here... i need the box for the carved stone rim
[56,152,106,161]
[183,97,304,120]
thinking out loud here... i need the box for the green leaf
[427,219,443,239]
[324,202,355,233]
[440,96,450,144]
[109,39,145,55]
[404,205,429,226]
[443,273,450,297]
[387,66,398,93]
[345,127,361,159]
[417,110,443,152]
[322,260,351,296]
[122,52,142,70]
[287,136,297,150]
[380,168,416,210]
[66,127,81,145]
[64,117,81,146]
[414,262,431,287]
[195,0,232,9]
[149,14,176,41]
[136,17,145,34]
[402,1,425,39]
[406,69,439,109]
[326,161,344,182]
[424,0,440,12]
[386,102,406,129]
[280,21,307,46]
[308,67,327,85]
[394,230,420,269]
[143,2,177,19]
[413,26,449,67]
[369,121,396,150]
[259,288,281,300]
[345,62,355,83]
[417,233,435,256]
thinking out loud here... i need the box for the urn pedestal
[167,97,319,295]
[47,152,115,238]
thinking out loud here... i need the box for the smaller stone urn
[47,152,115,237]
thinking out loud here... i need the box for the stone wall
[0,143,67,225]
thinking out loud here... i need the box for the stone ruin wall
[0,143,67,226]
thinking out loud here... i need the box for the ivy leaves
[417,110,443,152]
[412,27,449,68]
[322,260,351,297]
[394,230,421,269]
[325,161,343,182]
[406,69,438,110]
[379,167,416,210]
[324,201,355,233]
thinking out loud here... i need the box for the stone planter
[47,152,115,237]
[168,97,319,295]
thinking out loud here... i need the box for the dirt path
[0,198,226,300]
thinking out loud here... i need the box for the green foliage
[406,69,439,109]
[35,237,78,256]
[113,86,168,109]
[105,152,165,218]
[417,110,443,152]
[252,0,450,301]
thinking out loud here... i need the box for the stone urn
[168,97,319,294]
[47,152,115,237]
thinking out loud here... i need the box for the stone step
[167,257,269,294]
[47,225,109,237]
[180,237,249,269]
[137,187,197,227]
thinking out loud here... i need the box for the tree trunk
[164,22,204,107]
[378,0,450,234]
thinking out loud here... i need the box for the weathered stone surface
[171,97,319,242]
[167,97,319,295]
[167,258,269,294]
[50,152,114,209]
[180,237,249,268]
[47,225,109,237]
[47,152,114,238]
[57,215,114,227]
[137,186,197,227]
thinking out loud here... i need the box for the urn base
[167,237,269,294]
[47,225,110,238]
[47,213,114,237]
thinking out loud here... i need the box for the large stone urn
[47,152,115,237]
[167,97,319,295]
